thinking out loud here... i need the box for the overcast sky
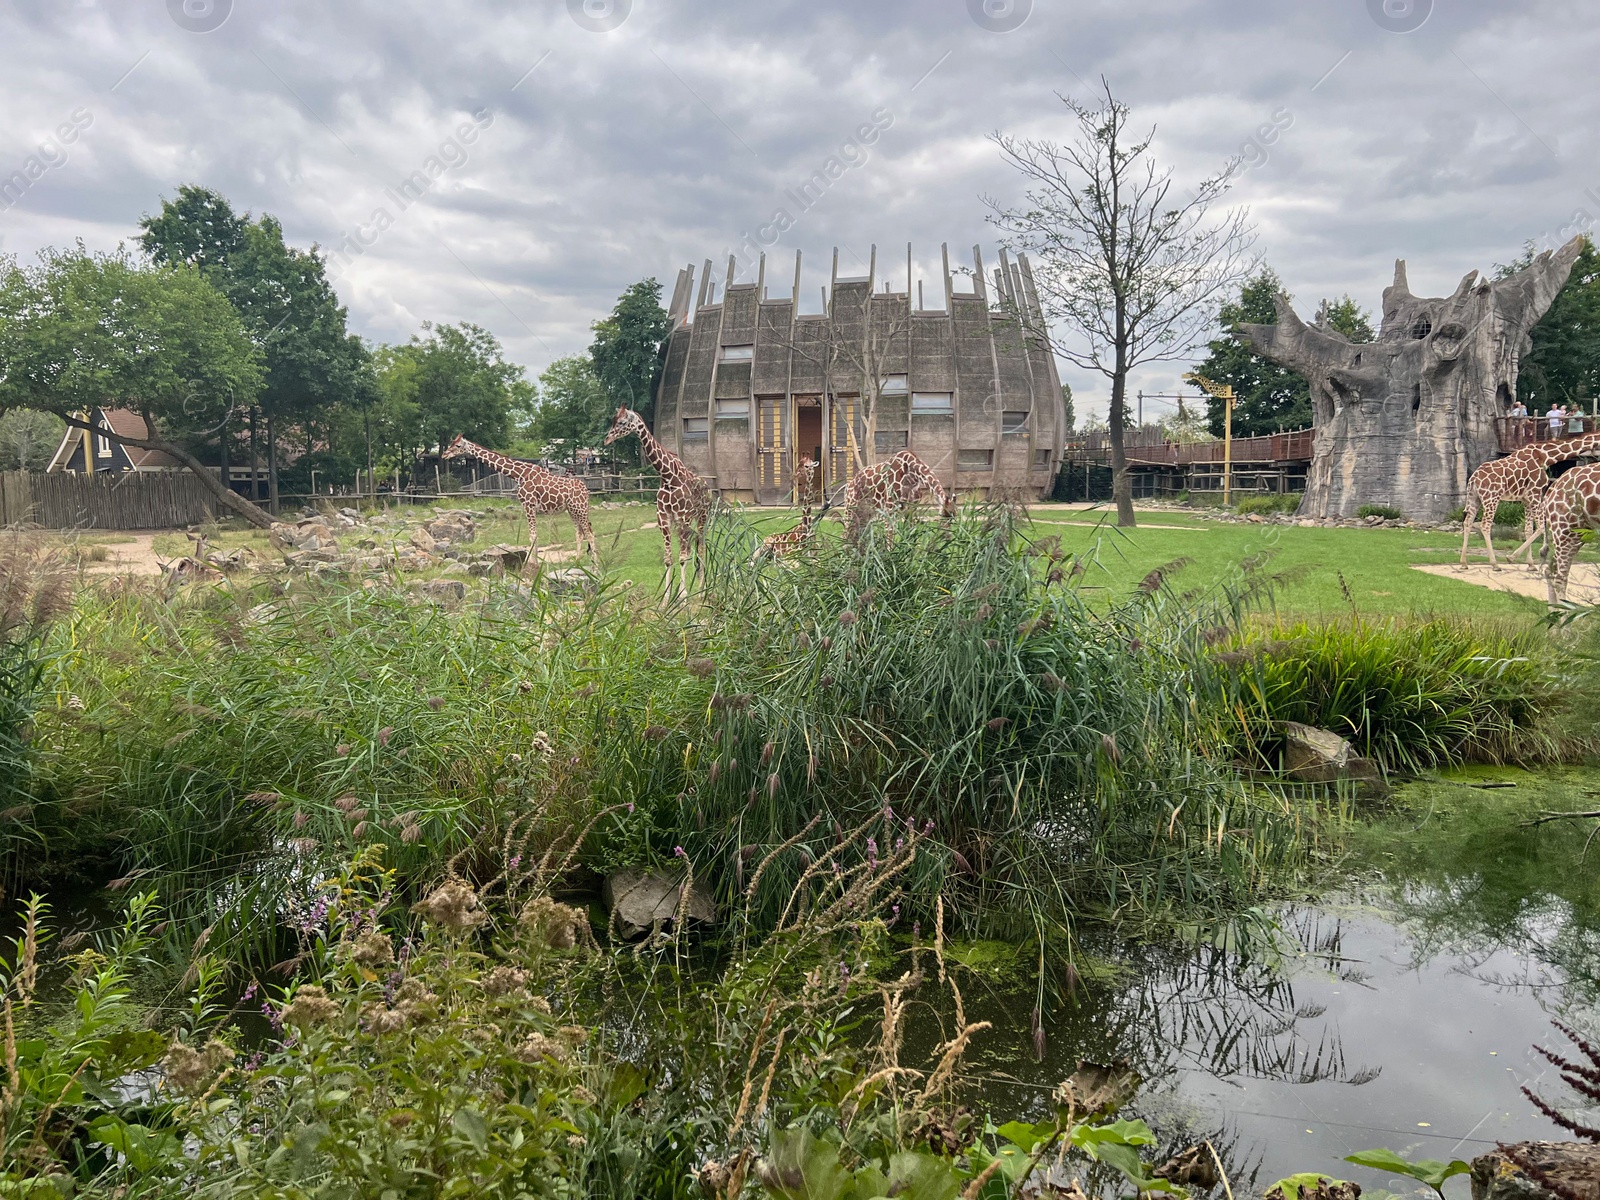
[2,0,1594,422]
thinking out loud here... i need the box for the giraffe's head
[439,434,469,460]
[602,407,647,446]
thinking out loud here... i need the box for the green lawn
[167,496,1556,621]
[1021,504,1548,620]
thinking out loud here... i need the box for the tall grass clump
[0,533,73,886]
[1235,494,1300,517]
[1215,617,1563,773]
[21,576,708,963]
[680,506,1311,942]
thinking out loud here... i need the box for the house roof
[47,409,182,473]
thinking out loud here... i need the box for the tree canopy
[1189,268,1373,437]
[588,278,670,422]
[372,322,528,463]
[0,245,269,521]
[1498,235,1600,409]
[531,356,610,454]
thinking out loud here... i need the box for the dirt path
[1411,561,1600,605]
[79,533,168,577]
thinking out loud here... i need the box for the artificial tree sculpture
[1234,236,1584,519]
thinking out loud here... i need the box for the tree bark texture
[1234,237,1584,519]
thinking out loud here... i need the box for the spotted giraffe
[840,449,954,545]
[602,406,712,600]
[1461,432,1600,568]
[439,435,597,565]
[753,457,828,562]
[1532,460,1600,603]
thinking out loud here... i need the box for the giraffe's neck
[635,425,677,479]
[457,440,528,477]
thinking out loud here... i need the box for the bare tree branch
[985,78,1257,525]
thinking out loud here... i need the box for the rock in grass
[411,578,466,604]
[1280,722,1384,789]
[1472,1143,1600,1200]
[602,869,715,938]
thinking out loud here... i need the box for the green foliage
[0,245,264,443]
[0,893,174,1193]
[372,322,528,465]
[0,408,65,471]
[1236,494,1301,516]
[0,537,72,844]
[1356,505,1403,520]
[1216,618,1563,773]
[1343,1148,1470,1197]
[1498,236,1600,409]
[1192,269,1374,437]
[139,186,373,475]
[589,277,670,424]
[532,354,612,455]
[1061,382,1074,433]
[695,507,1309,938]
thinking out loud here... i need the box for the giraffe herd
[1459,432,1600,603]
[443,410,955,599]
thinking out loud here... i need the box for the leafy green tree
[589,278,669,422]
[1498,236,1600,409]
[140,187,374,509]
[0,408,65,470]
[0,247,269,523]
[532,356,610,459]
[1060,382,1074,433]
[1191,269,1374,437]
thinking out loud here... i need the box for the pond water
[938,767,1600,1195]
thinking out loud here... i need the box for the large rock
[425,511,477,545]
[1280,722,1384,788]
[1235,238,1584,520]
[1473,1143,1600,1200]
[411,578,466,604]
[602,869,715,938]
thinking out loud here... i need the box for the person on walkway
[1548,403,1567,439]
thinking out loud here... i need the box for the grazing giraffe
[439,435,598,565]
[1461,432,1600,567]
[1531,460,1600,603]
[840,449,954,545]
[601,406,712,599]
[753,457,829,562]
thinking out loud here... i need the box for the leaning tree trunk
[60,415,276,529]
[1234,237,1583,520]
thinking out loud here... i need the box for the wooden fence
[0,471,217,530]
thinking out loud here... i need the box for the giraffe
[840,449,954,545]
[439,435,597,566]
[1461,432,1600,568]
[601,407,712,600]
[753,457,829,562]
[1530,460,1600,603]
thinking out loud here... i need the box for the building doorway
[796,399,823,495]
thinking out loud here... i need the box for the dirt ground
[1411,561,1600,604]
[82,533,167,577]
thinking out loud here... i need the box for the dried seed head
[410,880,486,933]
[760,741,775,766]
[480,965,529,997]
[837,610,858,627]
[687,657,717,678]
[349,931,394,968]
[644,724,669,741]
[334,795,360,813]
[280,984,340,1029]
[708,760,721,786]
[401,823,422,844]
[426,696,445,711]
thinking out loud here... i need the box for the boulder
[1280,722,1384,788]
[483,544,531,574]
[411,578,466,604]
[1473,1143,1600,1200]
[602,869,716,938]
[394,549,438,572]
[425,512,477,545]
[408,527,440,554]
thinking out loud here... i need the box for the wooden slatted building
[651,244,1067,503]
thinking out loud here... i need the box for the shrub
[1493,500,1527,527]
[1355,504,1403,520]
[1214,617,1563,773]
[1236,494,1301,516]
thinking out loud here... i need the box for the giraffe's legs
[1510,510,1545,563]
[1476,491,1500,569]
[657,512,677,601]
[1458,492,1479,567]
[1548,530,1580,604]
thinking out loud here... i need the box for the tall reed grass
[13,508,1323,965]
[1213,617,1563,773]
